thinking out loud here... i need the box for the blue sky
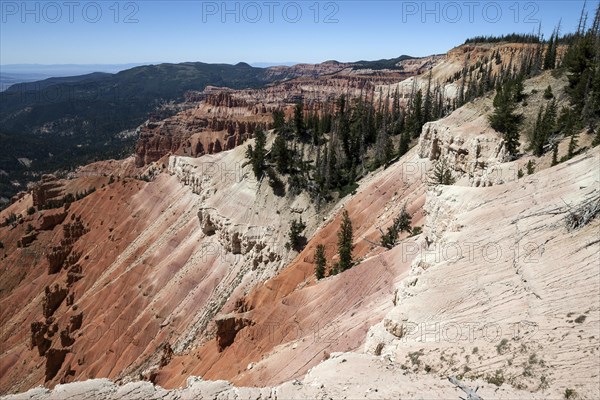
[0,0,595,65]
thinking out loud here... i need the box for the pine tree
[383,134,394,165]
[374,130,393,168]
[392,87,400,122]
[485,61,494,91]
[489,84,523,157]
[495,50,502,65]
[593,128,600,146]
[576,2,588,35]
[557,106,576,136]
[423,73,433,123]
[327,141,339,189]
[526,159,536,175]
[530,98,557,156]
[408,90,424,138]
[337,96,353,169]
[532,27,544,75]
[272,109,285,132]
[551,144,559,166]
[513,76,526,103]
[287,217,307,251]
[542,99,557,137]
[320,109,332,134]
[429,158,456,185]
[294,102,306,140]
[543,31,557,70]
[398,131,411,157]
[314,244,326,280]
[337,210,354,272]
[380,203,412,249]
[271,134,290,173]
[568,134,579,158]
[457,68,467,106]
[531,105,545,156]
[246,130,267,179]
[564,3,600,126]
[466,70,478,102]
[312,119,321,145]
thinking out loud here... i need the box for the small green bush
[486,369,505,386]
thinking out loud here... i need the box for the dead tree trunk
[448,376,483,400]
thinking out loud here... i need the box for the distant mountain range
[0,63,155,91]
[1,56,416,91]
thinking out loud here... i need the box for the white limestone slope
[366,147,600,399]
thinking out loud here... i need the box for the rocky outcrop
[46,215,88,274]
[30,293,84,386]
[37,210,67,231]
[2,129,308,394]
[206,91,252,108]
[31,175,63,208]
[58,312,83,348]
[134,112,269,167]
[417,100,508,186]
[46,247,68,275]
[30,321,52,357]
[215,314,254,351]
[30,318,70,377]
[29,216,87,382]
[66,264,83,286]
[168,157,281,269]
[159,343,174,368]
[69,312,83,331]
[30,308,83,378]
[42,284,68,318]
[199,211,217,235]
[383,315,409,338]
[17,231,37,247]
[45,348,69,382]
[196,207,281,269]
[59,328,75,347]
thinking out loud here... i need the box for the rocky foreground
[3,145,598,400]
[0,353,565,399]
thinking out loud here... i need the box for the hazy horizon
[0,55,417,69]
